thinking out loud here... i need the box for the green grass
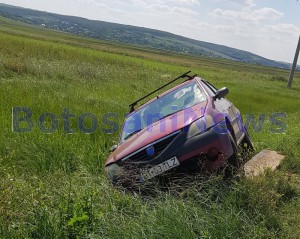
[0,17,300,238]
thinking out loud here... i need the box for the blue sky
[1,0,299,62]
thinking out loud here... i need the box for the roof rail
[129,71,196,113]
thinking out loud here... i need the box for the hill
[0,3,291,69]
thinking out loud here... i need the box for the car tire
[228,133,239,167]
[240,127,254,151]
[223,133,239,178]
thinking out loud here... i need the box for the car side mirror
[213,87,229,100]
[109,145,118,152]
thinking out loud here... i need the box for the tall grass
[0,18,300,238]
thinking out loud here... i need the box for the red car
[105,71,253,183]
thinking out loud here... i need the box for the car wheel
[240,127,254,151]
[227,133,239,167]
[223,133,240,178]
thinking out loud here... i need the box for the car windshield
[121,82,206,142]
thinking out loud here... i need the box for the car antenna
[129,71,196,113]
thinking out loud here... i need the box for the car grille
[127,132,180,162]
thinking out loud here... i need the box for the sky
[1,0,300,62]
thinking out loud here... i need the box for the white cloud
[150,3,170,11]
[171,6,199,15]
[266,23,300,35]
[230,0,255,6]
[172,0,200,5]
[149,4,198,16]
[212,7,283,23]
[212,0,256,7]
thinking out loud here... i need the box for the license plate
[142,157,180,180]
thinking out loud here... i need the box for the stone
[244,149,285,178]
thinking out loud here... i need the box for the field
[1,17,300,238]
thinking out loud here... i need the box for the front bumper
[106,120,234,182]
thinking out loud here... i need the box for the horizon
[0,0,299,63]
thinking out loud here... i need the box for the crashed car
[105,71,253,183]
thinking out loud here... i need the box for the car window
[121,82,206,142]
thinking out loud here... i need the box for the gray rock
[244,149,285,178]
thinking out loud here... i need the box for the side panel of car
[200,80,244,143]
[224,100,245,144]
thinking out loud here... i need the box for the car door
[202,80,243,142]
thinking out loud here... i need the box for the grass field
[1,17,300,238]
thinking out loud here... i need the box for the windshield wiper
[157,111,181,121]
[124,129,142,141]
[147,111,181,126]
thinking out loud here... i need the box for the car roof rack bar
[129,71,195,113]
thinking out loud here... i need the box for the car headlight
[105,163,124,182]
[187,116,214,138]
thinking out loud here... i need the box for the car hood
[105,101,207,165]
